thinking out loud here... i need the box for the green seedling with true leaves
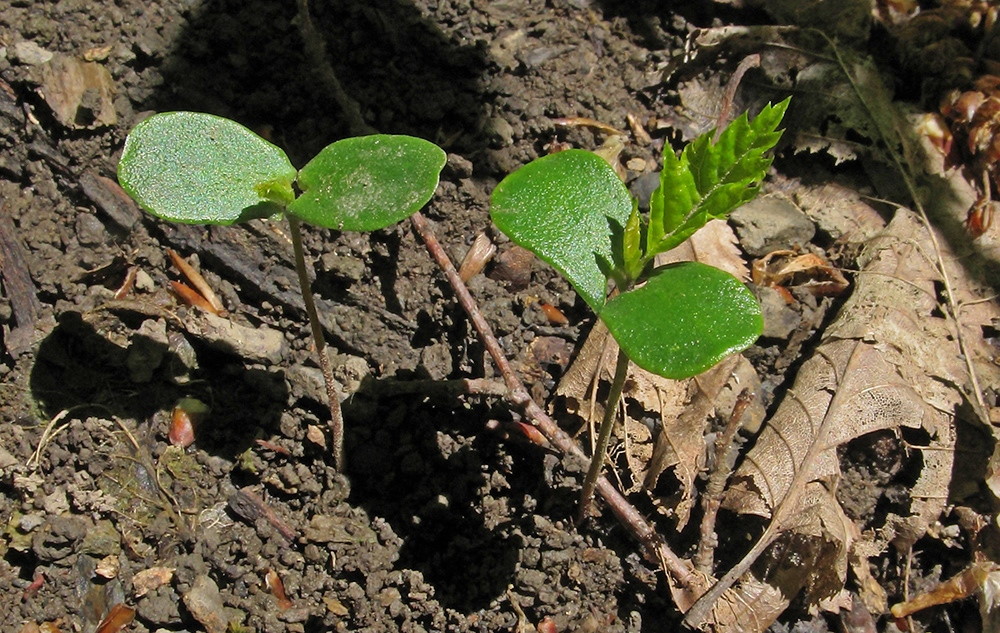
[490,99,790,517]
[117,111,447,469]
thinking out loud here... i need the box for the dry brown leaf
[751,250,849,297]
[132,566,174,598]
[641,355,740,528]
[703,491,860,631]
[557,320,687,433]
[94,604,135,633]
[661,219,749,280]
[687,209,967,631]
[723,339,947,519]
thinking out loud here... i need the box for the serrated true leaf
[287,135,446,231]
[490,149,633,311]
[117,111,297,224]
[648,98,789,256]
[598,262,762,379]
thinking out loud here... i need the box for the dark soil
[0,2,987,632]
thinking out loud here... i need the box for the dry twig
[410,211,699,594]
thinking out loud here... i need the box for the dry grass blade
[166,248,226,315]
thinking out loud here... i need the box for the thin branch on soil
[228,487,298,545]
[410,211,698,593]
[287,215,346,471]
[694,388,752,574]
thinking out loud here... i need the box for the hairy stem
[577,348,629,524]
[288,215,345,470]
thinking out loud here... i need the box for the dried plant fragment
[94,554,120,579]
[538,303,569,325]
[552,116,627,137]
[94,604,134,633]
[965,193,996,237]
[132,567,174,598]
[891,561,1000,618]
[685,210,967,631]
[169,281,218,314]
[113,266,138,300]
[626,112,653,145]
[458,232,496,282]
[228,487,297,544]
[751,250,849,297]
[167,249,226,315]
[265,569,294,610]
[21,572,45,601]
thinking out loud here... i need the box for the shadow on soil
[145,0,489,163]
[344,383,522,611]
[29,311,287,457]
[135,0,510,611]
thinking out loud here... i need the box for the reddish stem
[410,212,696,592]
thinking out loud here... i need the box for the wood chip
[0,205,41,329]
[458,232,496,282]
[38,54,116,128]
[78,171,141,230]
[228,487,297,544]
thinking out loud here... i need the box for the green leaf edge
[490,149,634,311]
[598,262,763,379]
[287,134,447,231]
[648,98,790,256]
[117,111,297,225]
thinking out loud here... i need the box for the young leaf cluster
[491,98,789,379]
[624,99,789,287]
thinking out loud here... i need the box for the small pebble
[11,41,53,65]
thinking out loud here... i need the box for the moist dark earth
[0,1,995,632]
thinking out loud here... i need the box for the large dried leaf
[703,487,859,631]
[689,209,967,631]
[671,22,999,633]
[661,219,748,280]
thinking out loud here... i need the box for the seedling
[490,99,789,518]
[117,112,446,469]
